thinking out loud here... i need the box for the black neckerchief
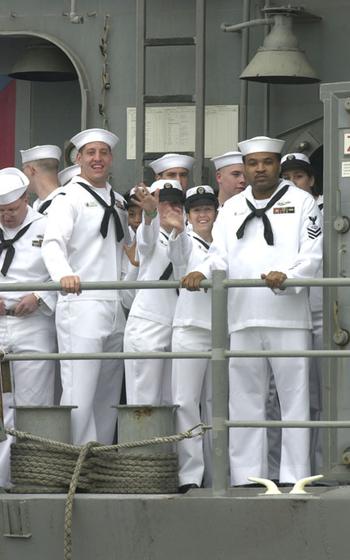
[236,185,289,245]
[192,235,210,250]
[159,231,178,294]
[77,182,124,242]
[0,223,32,276]
[38,192,66,214]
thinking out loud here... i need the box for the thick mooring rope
[5,424,209,560]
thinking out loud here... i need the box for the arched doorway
[0,34,85,169]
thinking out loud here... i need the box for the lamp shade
[240,15,319,84]
[9,43,77,82]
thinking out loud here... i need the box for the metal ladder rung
[144,94,194,104]
[136,0,206,184]
[145,37,195,47]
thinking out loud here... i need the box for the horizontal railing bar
[3,349,350,361]
[224,277,350,288]
[226,420,350,428]
[225,350,350,357]
[1,351,212,361]
[0,277,348,293]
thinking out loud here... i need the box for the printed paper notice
[127,105,239,159]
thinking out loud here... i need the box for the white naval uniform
[0,207,57,487]
[119,226,139,312]
[32,186,67,215]
[196,181,323,485]
[42,176,129,445]
[267,194,324,478]
[169,229,213,487]
[124,214,178,405]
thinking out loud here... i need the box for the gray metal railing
[0,271,346,494]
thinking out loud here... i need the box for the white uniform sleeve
[167,229,193,280]
[120,251,139,310]
[41,194,76,281]
[37,289,57,314]
[195,209,229,279]
[136,213,160,257]
[272,196,323,295]
[168,229,192,266]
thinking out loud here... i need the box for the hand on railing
[261,270,287,290]
[60,275,81,295]
[181,271,207,292]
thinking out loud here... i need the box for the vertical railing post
[210,270,229,495]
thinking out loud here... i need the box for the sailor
[149,153,194,191]
[182,136,323,485]
[20,144,63,215]
[125,186,144,238]
[281,152,323,474]
[57,164,81,187]
[167,185,218,492]
[281,152,323,209]
[0,168,57,487]
[42,128,130,445]
[210,151,246,206]
[124,179,184,405]
[121,185,146,312]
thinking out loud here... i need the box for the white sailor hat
[58,164,81,186]
[149,153,194,174]
[149,179,184,202]
[238,136,285,156]
[185,185,218,211]
[20,144,62,164]
[70,128,119,151]
[210,151,243,170]
[281,152,313,173]
[0,167,29,205]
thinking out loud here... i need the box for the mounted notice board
[127,105,238,159]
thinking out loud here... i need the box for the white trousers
[172,326,212,487]
[229,327,311,485]
[124,316,172,405]
[0,312,57,487]
[267,310,323,478]
[56,299,125,445]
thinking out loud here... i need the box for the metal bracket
[2,501,32,539]
[262,6,322,23]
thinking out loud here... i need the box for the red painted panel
[0,79,16,168]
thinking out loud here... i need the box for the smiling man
[182,136,323,486]
[0,167,57,487]
[211,150,246,205]
[42,128,130,446]
[149,153,194,191]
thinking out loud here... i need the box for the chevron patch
[307,215,322,239]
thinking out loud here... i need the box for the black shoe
[179,483,199,494]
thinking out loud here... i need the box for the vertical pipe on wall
[239,0,250,141]
[263,0,271,136]
[135,0,145,182]
[194,0,206,186]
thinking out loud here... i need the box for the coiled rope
[5,424,210,560]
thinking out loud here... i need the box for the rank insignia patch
[32,238,43,247]
[273,207,295,214]
[307,215,322,239]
